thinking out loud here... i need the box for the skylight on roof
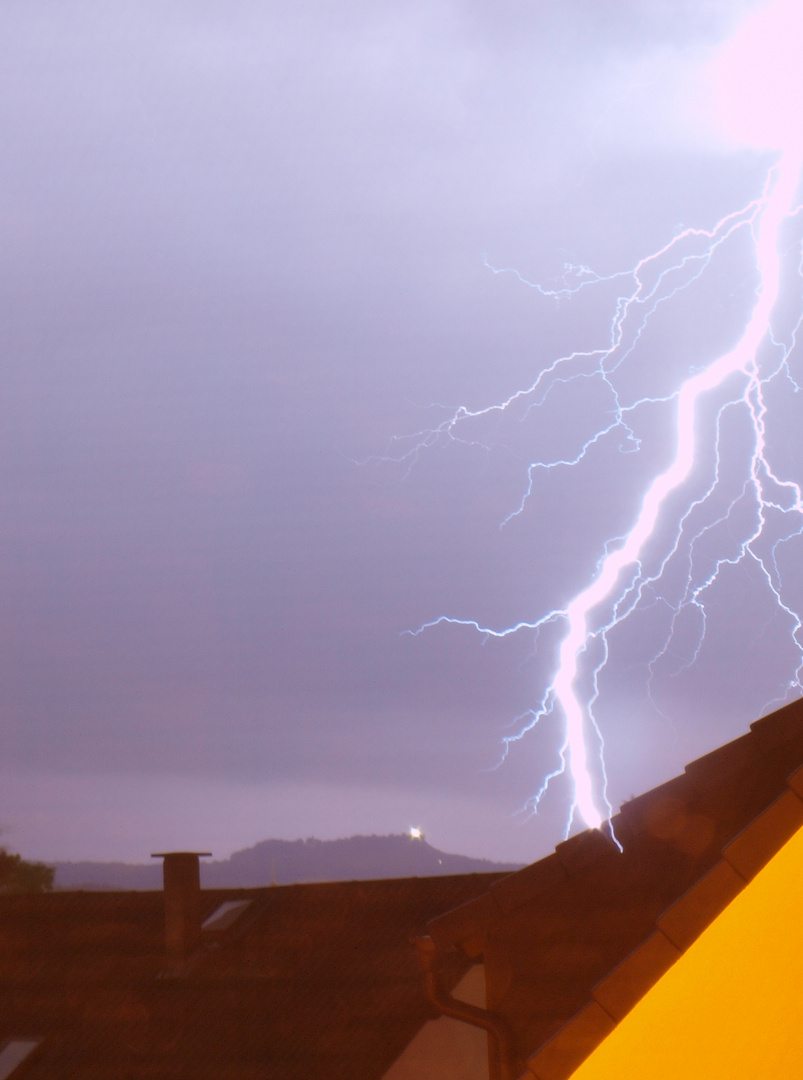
[0,1040,40,1079]
[201,899,251,932]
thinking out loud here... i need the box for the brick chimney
[151,851,211,975]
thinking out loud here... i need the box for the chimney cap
[150,851,213,858]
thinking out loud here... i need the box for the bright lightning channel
[407,152,803,831]
[549,152,803,828]
[394,4,803,837]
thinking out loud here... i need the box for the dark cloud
[0,1,792,862]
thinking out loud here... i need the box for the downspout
[414,935,514,1080]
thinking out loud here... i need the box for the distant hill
[53,834,524,890]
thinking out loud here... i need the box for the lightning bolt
[550,153,803,828]
[389,4,803,837]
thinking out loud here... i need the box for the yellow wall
[570,824,803,1079]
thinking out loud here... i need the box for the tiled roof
[425,697,803,1080]
[0,872,508,1079]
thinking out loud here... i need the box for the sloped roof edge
[423,697,803,1078]
[523,762,803,1080]
[428,699,803,956]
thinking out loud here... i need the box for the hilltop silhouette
[53,833,523,890]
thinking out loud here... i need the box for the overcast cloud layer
[2,0,797,863]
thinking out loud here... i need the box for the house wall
[381,965,489,1080]
[567,822,803,1079]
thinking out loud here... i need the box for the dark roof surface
[0,872,508,1079]
[8,702,803,1080]
[426,697,803,1080]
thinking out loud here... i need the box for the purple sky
[3,0,801,864]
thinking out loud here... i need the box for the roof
[0,872,508,1079]
[425,696,803,1080]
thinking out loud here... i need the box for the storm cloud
[0,0,790,863]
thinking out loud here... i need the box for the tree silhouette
[0,847,54,893]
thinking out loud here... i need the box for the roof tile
[591,930,680,1021]
[615,773,695,835]
[0,873,507,1080]
[525,1002,616,1080]
[750,699,803,751]
[427,890,503,956]
[683,732,758,795]
[722,788,803,881]
[489,854,566,916]
[786,763,803,800]
[553,830,619,876]
[656,858,746,952]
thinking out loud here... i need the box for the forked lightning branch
[401,152,803,837]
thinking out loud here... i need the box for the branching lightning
[390,3,803,838]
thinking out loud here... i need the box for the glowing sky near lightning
[707,0,803,154]
[3,2,803,866]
